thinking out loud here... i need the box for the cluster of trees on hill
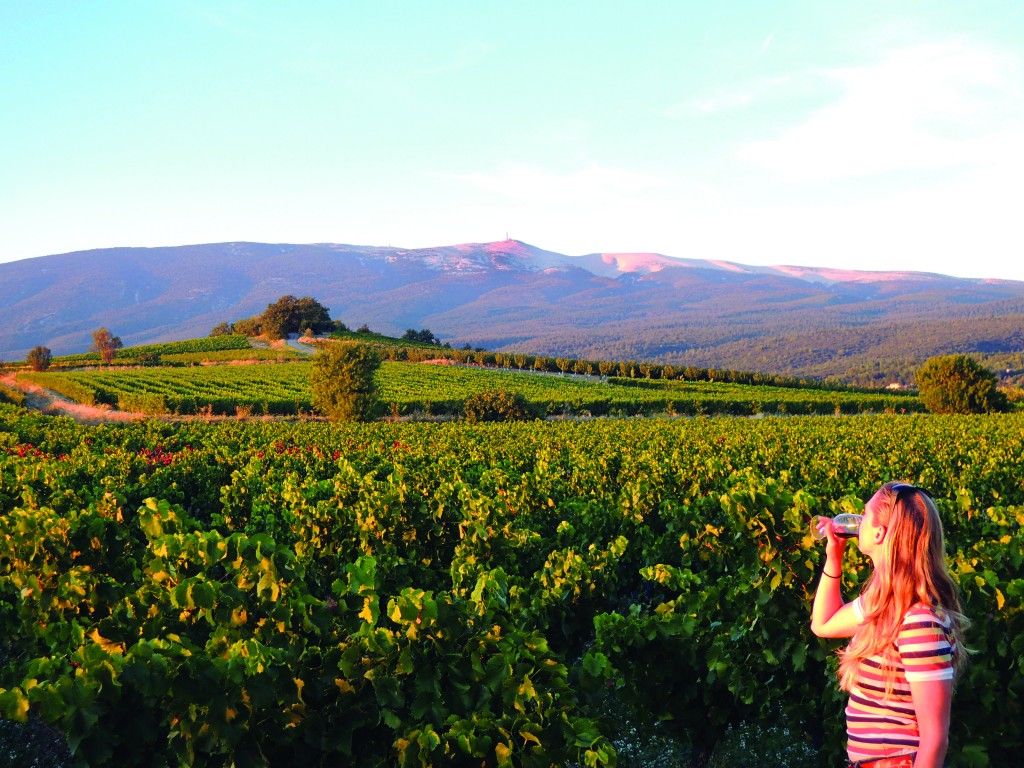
[401,328,438,345]
[212,296,446,350]
[212,296,338,340]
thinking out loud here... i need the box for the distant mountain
[2,240,1023,384]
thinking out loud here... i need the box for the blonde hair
[838,482,968,693]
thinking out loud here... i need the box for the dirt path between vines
[0,373,147,424]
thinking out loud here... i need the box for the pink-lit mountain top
[379,239,950,284]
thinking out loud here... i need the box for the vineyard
[20,361,923,417]
[49,336,302,368]
[1,405,1021,766]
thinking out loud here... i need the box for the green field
[0,406,1020,767]
[50,335,302,368]
[21,360,922,416]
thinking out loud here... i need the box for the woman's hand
[817,516,848,566]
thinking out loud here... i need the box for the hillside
[3,240,1024,384]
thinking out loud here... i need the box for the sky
[2,1,1023,279]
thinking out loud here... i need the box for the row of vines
[20,361,922,417]
[1,406,1021,766]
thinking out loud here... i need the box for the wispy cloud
[737,40,1024,180]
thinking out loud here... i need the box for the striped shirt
[845,599,956,762]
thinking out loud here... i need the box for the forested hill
[2,240,1023,385]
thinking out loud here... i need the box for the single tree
[310,342,382,421]
[91,327,123,364]
[210,322,235,336]
[915,354,1009,414]
[27,346,52,371]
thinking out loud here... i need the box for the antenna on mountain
[505,231,509,241]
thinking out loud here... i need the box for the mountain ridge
[2,239,1022,384]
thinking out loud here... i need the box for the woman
[811,482,968,768]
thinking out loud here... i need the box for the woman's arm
[909,677,952,768]
[810,518,861,638]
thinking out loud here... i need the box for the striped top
[845,599,956,762]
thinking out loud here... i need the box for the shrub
[463,389,533,423]
[26,346,52,372]
[310,341,381,421]
[915,355,1009,414]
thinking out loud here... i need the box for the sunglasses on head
[889,482,933,499]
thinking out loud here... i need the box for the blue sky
[2,1,1023,279]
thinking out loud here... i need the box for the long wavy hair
[838,482,968,693]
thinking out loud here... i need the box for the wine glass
[812,513,863,540]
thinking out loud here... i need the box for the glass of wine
[812,513,863,540]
